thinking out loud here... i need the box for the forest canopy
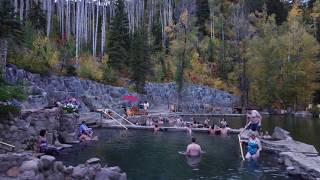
[0,0,319,110]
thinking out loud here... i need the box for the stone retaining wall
[5,64,238,114]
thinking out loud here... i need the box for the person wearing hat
[245,131,262,160]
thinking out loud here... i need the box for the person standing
[245,131,262,160]
[246,110,262,132]
[185,137,202,157]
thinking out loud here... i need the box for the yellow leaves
[78,54,103,81]
[311,0,320,18]
[288,3,303,22]
[179,9,189,27]
[246,13,320,107]
[184,51,237,94]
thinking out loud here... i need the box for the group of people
[36,108,265,164]
[183,109,265,162]
[36,121,97,156]
[244,110,263,160]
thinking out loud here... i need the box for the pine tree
[130,29,150,94]
[266,0,289,25]
[196,0,210,39]
[108,0,130,71]
[0,0,22,71]
[28,1,46,35]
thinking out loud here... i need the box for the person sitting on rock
[245,131,262,160]
[37,129,59,156]
[79,121,94,142]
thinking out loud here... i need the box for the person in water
[210,124,229,135]
[220,118,228,127]
[185,137,202,157]
[204,118,210,128]
[186,124,192,135]
[154,124,160,132]
[37,129,59,155]
[262,131,272,139]
[245,131,262,160]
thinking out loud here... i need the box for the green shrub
[102,65,117,84]
[0,105,21,118]
[0,83,26,101]
[78,54,103,81]
[9,35,59,75]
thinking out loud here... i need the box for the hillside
[0,0,319,111]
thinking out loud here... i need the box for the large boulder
[20,159,39,172]
[280,152,320,179]
[272,127,293,140]
[262,139,318,155]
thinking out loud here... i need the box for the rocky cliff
[5,64,238,114]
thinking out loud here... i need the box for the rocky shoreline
[259,127,320,179]
[0,153,126,180]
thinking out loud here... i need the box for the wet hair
[192,137,196,142]
[40,129,47,136]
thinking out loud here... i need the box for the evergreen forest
[1,0,320,110]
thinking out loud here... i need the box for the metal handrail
[0,141,15,152]
[103,112,128,130]
[105,109,136,126]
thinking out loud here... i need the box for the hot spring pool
[57,129,287,180]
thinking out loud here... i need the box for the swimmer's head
[192,137,196,143]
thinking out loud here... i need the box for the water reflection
[186,156,201,170]
[58,129,287,179]
[182,115,320,150]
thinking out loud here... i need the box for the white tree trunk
[46,0,52,37]
[20,0,24,22]
[14,0,18,15]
